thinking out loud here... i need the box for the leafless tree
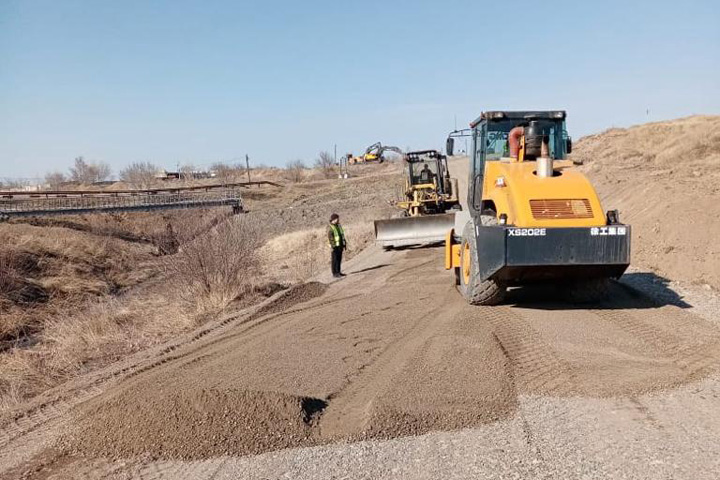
[314,151,336,178]
[284,159,306,183]
[0,179,25,191]
[44,171,67,190]
[94,162,112,182]
[69,157,112,184]
[120,161,159,189]
[211,162,244,184]
[180,164,197,180]
[69,157,89,183]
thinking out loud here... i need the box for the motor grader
[374,150,461,248]
[395,150,460,216]
[445,110,631,305]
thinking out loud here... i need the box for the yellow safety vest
[330,224,345,247]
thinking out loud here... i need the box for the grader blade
[374,213,456,247]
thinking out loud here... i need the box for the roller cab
[445,110,631,305]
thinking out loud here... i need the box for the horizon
[2,0,719,180]
[1,113,713,184]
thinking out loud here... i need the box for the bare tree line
[32,149,340,190]
[43,156,114,188]
[41,158,249,189]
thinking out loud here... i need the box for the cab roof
[405,149,443,163]
[470,110,566,128]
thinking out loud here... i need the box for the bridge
[0,181,280,219]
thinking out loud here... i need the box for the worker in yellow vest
[327,213,347,278]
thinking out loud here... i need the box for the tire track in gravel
[506,282,720,397]
[483,306,578,396]
[591,295,720,384]
[319,297,460,439]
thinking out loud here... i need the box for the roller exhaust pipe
[536,156,554,177]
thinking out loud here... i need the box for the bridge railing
[0,186,257,218]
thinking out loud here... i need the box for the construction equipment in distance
[348,142,403,164]
[375,149,461,248]
[445,110,630,305]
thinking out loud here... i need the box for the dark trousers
[331,247,343,275]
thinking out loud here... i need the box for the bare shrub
[120,161,159,189]
[211,162,244,184]
[314,151,337,178]
[0,178,29,191]
[284,159,306,183]
[44,171,67,190]
[180,164,198,180]
[70,156,112,184]
[165,216,263,313]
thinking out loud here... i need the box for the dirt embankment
[574,115,720,290]
[0,164,402,413]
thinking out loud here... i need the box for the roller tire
[458,222,506,305]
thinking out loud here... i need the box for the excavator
[348,142,403,165]
[374,150,461,248]
[444,110,631,304]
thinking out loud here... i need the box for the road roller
[444,110,631,305]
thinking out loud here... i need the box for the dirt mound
[251,281,328,318]
[574,115,720,289]
[59,388,327,460]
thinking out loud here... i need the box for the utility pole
[245,154,251,184]
[334,144,337,164]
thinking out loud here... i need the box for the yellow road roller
[445,110,631,305]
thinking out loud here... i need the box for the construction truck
[374,150,461,248]
[348,142,403,165]
[445,110,630,305]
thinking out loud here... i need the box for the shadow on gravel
[384,242,443,251]
[350,264,389,275]
[504,272,691,310]
[619,272,692,308]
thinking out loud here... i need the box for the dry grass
[0,291,194,412]
[0,214,272,412]
[0,225,155,349]
[0,223,161,411]
[575,115,720,181]
[261,222,374,282]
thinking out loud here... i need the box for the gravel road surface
[2,242,719,479]
[2,157,720,479]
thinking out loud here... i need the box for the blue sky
[1,0,718,179]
